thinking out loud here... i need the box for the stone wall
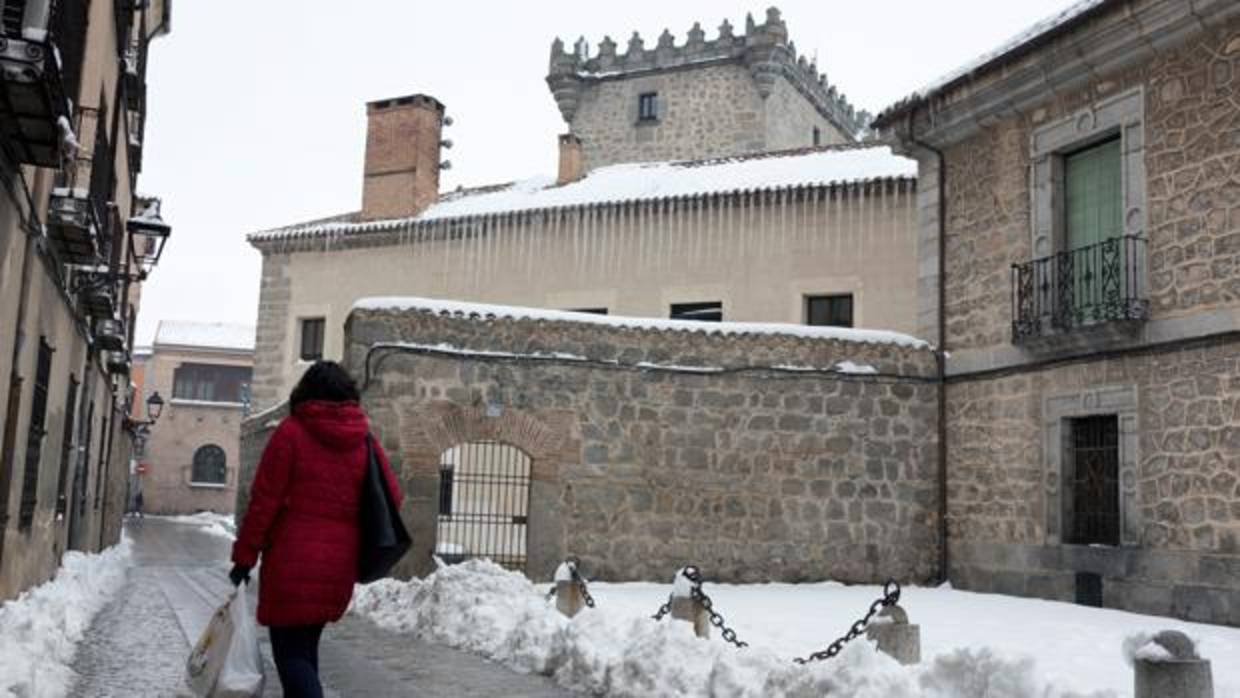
[927,12,1240,627]
[568,63,769,170]
[941,16,1240,355]
[141,347,252,515]
[547,9,864,170]
[947,334,1240,624]
[250,252,292,412]
[326,303,940,583]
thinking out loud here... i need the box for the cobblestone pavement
[70,518,574,697]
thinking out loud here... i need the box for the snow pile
[153,512,237,540]
[154,320,256,352]
[354,296,932,349]
[0,538,133,697]
[350,560,1117,698]
[1122,631,1198,665]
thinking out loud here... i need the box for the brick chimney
[361,94,446,221]
[557,133,584,185]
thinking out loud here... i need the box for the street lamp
[145,391,164,422]
[127,197,171,280]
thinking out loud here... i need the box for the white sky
[134,0,1080,345]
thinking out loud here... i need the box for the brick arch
[394,400,575,578]
[398,402,571,481]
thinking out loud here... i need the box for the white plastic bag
[215,583,265,697]
[185,584,265,697]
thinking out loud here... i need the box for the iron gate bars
[1069,415,1120,546]
[435,441,532,571]
[1011,235,1148,342]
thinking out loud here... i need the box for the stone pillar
[668,567,709,639]
[553,560,586,618]
[865,604,920,665]
[1133,631,1213,698]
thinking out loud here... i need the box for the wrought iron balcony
[0,1,72,167]
[105,349,130,376]
[76,270,116,318]
[47,186,100,264]
[94,317,126,352]
[1011,235,1149,344]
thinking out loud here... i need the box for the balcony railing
[1011,235,1149,344]
[47,186,100,263]
[0,1,70,166]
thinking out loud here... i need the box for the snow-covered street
[56,517,572,697]
[353,559,1240,698]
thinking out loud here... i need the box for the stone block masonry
[330,301,940,584]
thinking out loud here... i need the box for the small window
[300,317,325,361]
[438,464,454,517]
[813,127,822,147]
[806,294,854,328]
[191,444,227,486]
[569,308,608,315]
[638,92,659,122]
[172,363,253,403]
[19,338,54,529]
[1067,415,1119,546]
[670,302,722,322]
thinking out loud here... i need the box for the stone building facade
[547,8,867,171]
[242,299,940,584]
[0,0,172,600]
[876,0,1240,624]
[246,8,915,415]
[134,321,254,516]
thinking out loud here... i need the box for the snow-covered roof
[875,0,1113,123]
[251,145,915,243]
[352,296,931,350]
[154,321,256,352]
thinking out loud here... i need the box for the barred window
[191,445,227,486]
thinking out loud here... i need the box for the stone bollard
[864,604,921,665]
[1133,630,1213,698]
[553,560,586,618]
[669,567,710,639]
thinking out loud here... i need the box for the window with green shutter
[1064,136,1122,251]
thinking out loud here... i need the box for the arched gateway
[434,441,533,570]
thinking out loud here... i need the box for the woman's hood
[292,400,369,450]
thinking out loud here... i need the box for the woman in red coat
[230,361,402,697]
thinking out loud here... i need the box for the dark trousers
[269,624,326,698]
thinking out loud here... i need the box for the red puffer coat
[232,400,402,627]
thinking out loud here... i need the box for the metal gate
[435,441,531,571]
[1069,415,1119,546]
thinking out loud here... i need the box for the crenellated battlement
[547,7,871,139]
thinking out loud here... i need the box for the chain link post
[550,558,595,618]
[864,603,920,665]
[1134,631,1214,698]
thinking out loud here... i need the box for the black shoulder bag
[357,434,411,583]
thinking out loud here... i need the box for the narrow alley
[69,518,574,697]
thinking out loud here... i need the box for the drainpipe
[905,105,949,585]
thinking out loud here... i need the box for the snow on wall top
[154,320,256,352]
[251,145,914,243]
[351,296,932,350]
[875,0,1112,122]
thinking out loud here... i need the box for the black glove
[228,564,252,587]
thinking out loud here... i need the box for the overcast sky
[134,0,1078,345]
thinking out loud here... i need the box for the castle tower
[361,94,447,221]
[546,7,871,173]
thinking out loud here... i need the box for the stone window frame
[1029,86,1147,260]
[1043,385,1140,547]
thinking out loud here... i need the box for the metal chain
[793,579,901,665]
[650,566,748,649]
[572,565,596,608]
